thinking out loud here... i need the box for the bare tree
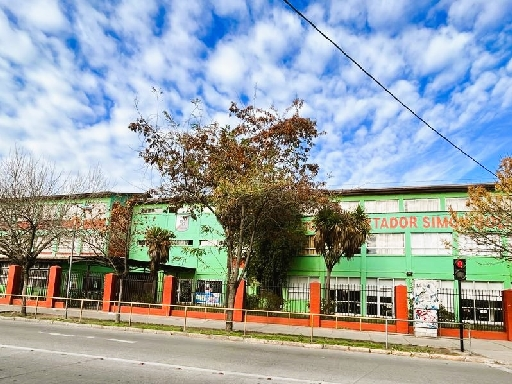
[78,199,139,322]
[0,146,108,315]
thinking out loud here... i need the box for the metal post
[184,306,188,332]
[385,318,388,350]
[243,309,247,336]
[458,279,464,352]
[310,314,314,342]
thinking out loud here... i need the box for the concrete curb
[1,315,508,367]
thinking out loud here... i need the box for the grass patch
[0,311,458,356]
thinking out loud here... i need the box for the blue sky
[1,0,512,192]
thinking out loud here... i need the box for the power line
[281,0,497,178]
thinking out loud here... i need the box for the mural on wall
[413,280,439,334]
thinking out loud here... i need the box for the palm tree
[145,226,175,302]
[313,203,370,314]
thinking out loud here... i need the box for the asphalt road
[0,321,510,383]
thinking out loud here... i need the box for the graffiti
[413,280,439,333]
[414,309,438,329]
[413,280,439,310]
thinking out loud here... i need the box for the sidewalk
[2,304,512,367]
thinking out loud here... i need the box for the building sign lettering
[371,215,453,230]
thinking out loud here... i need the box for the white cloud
[0,0,511,192]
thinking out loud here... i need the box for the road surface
[0,320,510,383]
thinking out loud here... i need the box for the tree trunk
[225,278,238,331]
[20,271,28,316]
[324,267,333,314]
[115,276,123,323]
[152,275,158,304]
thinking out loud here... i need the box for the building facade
[127,185,511,317]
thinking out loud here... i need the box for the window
[172,239,194,246]
[329,278,361,315]
[199,240,221,246]
[364,200,399,213]
[176,279,193,303]
[339,201,360,211]
[137,239,146,246]
[365,279,402,317]
[445,197,469,212]
[303,235,317,255]
[404,199,440,212]
[411,233,452,255]
[288,276,318,300]
[366,234,405,255]
[457,235,499,257]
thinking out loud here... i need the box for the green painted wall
[292,189,512,290]
[127,188,512,289]
[130,205,226,280]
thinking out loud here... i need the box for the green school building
[126,184,511,321]
[1,184,510,324]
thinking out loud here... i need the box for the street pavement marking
[485,363,512,374]
[38,331,74,337]
[107,338,136,344]
[0,344,340,384]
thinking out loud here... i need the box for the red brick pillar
[309,281,321,327]
[161,275,174,316]
[395,285,409,334]
[233,279,246,322]
[503,289,512,341]
[45,266,62,308]
[0,265,22,304]
[102,273,117,312]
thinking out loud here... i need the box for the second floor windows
[366,233,405,255]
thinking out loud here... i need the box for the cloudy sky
[1,0,511,192]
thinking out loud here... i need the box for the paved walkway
[2,305,512,367]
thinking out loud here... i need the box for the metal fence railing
[0,266,8,294]
[175,279,227,308]
[18,268,49,299]
[114,273,164,306]
[436,288,504,331]
[327,284,394,318]
[60,271,107,309]
[245,282,310,314]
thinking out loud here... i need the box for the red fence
[2,265,512,341]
